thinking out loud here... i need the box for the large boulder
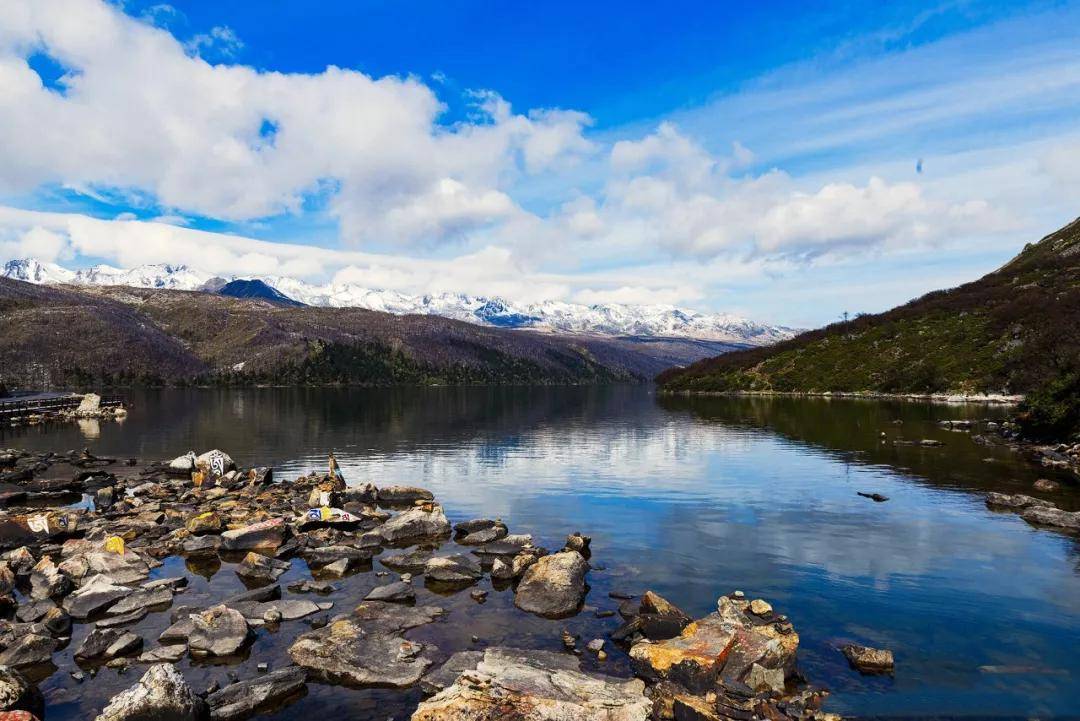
[188,605,252,659]
[629,595,799,694]
[985,493,1053,510]
[196,450,235,476]
[379,506,450,544]
[412,647,651,721]
[513,550,588,618]
[0,666,43,717]
[75,394,102,417]
[93,663,207,721]
[288,602,443,687]
[220,519,285,553]
[206,666,307,721]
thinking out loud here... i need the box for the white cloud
[184,25,242,59]
[0,0,592,248]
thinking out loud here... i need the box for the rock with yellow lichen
[629,594,800,694]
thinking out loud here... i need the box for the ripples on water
[4,387,1080,717]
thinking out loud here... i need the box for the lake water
[4,387,1080,718]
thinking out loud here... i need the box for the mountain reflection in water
[4,386,1079,718]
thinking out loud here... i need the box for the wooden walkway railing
[0,395,126,423]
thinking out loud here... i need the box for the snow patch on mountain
[2,258,798,345]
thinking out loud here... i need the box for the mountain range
[1,258,795,346]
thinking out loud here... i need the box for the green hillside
[658,217,1080,408]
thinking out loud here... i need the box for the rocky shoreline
[0,447,858,720]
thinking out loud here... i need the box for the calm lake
[4,387,1079,719]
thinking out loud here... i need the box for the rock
[206,666,307,721]
[188,605,252,658]
[420,650,484,695]
[412,647,651,721]
[629,596,798,694]
[4,548,35,577]
[75,394,101,417]
[96,609,148,629]
[564,532,591,556]
[424,554,482,586]
[220,518,286,553]
[93,663,207,721]
[182,535,222,557]
[453,519,503,536]
[300,545,374,568]
[75,629,143,661]
[185,512,223,536]
[28,558,71,600]
[287,580,336,595]
[137,645,186,663]
[377,486,434,505]
[168,452,197,473]
[490,558,513,580]
[0,666,43,717]
[107,586,173,617]
[379,506,450,544]
[513,550,588,618]
[748,599,773,617]
[288,602,443,687]
[196,450,235,476]
[0,635,56,670]
[364,581,415,604]
[58,549,150,586]
[746,662,785,693]
[235,553,290,584]
[380,548,434,573]
[985,492,1054,510]
[62,575,133,619]
[1033,478,1060,492]
[841,644,895,674]
[1020,506,1080,530]
[586,639,604,653]
[919,439,944,447]
[229,600,323,623]
[456,525,508,545]
[672,694,722,721]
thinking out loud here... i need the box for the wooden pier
[0,393,126,424]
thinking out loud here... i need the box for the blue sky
[1,0,1079,326]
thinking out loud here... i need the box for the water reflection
[5,387,1080,717]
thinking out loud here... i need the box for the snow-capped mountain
[2,258,798,345]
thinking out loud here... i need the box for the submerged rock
[841,644,895,674]
[93,663,207,721]
[423,555,482,586]
[206,666,307,721]
[364,581,415,604]
[288,602,444,687]
[412,647,651,721]
[513,550,588,618]
[1020,506,1080,530]
[985,493,1054,510]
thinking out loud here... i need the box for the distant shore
[658,388,1024,404]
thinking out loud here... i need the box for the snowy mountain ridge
[1,258,798,345]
